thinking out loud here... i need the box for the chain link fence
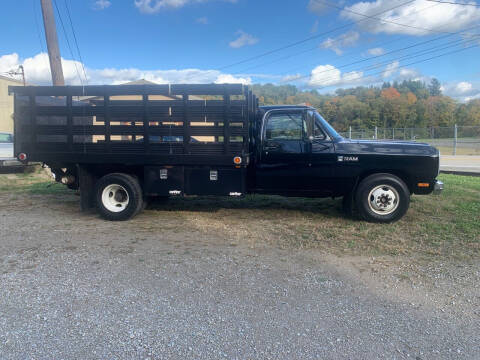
[338,125,480,155]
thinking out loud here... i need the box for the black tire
[355,173,410,223]
[95,173,144,221]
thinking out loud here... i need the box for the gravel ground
[0,192,479,359]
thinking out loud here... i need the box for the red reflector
[18,153,27,161]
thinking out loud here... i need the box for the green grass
[143,173,479,259]
[0,171,478,260]
[0,168,69,194]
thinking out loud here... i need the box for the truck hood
[335,138,439,157]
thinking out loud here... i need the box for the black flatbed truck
[9,84,443,222]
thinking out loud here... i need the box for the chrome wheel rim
[367,185,399,216]
[101,184,129,213]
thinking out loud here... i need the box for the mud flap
[77,165,96,211]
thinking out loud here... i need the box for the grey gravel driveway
[0,193,478,359]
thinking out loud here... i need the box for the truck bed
[9,84,258,166]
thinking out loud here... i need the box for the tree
[380,87,401,100]
[406,92,417,105]
[428,78,442,96]
[249,81,480,130]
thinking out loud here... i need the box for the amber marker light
[233,156,242,165]
[417,183,430,188]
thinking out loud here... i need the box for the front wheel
[95,173,144,221]
[355,173,410,223]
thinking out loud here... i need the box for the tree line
[251,79,480,132]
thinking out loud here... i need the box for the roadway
[440,156,480,175]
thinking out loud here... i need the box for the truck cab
[252,105,442,222]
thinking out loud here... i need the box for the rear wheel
[95,173,143,221]
[355,173,410,223]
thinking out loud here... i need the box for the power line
[33,0,46,53]
[226,0,479,88]
[290,40,479,87]
[426,0,480,6]
[316,44,478,90]
[233,1,446,76]
[64,0,88,84]
[217,0,417,71]
[270,24,480,81]
[233,0,473,77]
[316,0,457,35]
[287,37,478,85]
[52,0,83,85]
[33,0,49,70]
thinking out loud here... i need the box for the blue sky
[1,0,480,101]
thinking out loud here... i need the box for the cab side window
[265,113,305,141]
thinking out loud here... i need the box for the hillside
[252,80,480,132]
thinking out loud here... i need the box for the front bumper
[433,180,444,195]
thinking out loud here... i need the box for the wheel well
[357,170,413,193]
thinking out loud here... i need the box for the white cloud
[0,53,20,72]
[134,0,237,14]
[91,68,250,85]
[442,80,480,101]
[311,20,319,34]
[321,31,359,55]
[308,64,364,87]
[398,68,421,79]
[196,16,208,24]
[282,74,303,82]
[215,74,251,85]
[94,0,111,10]
[229,30,259,49]
[455,81,473,94]
[309,65,341,87]
[0,52,251,86]
[367,47,385,56]
[464,93,480,102]
[15,53,87,85]
[461,31,480,45]
[341,0,480,36]
[383,61,399,78]
[342,70,363,83]
[308,0,328,15]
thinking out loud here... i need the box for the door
[255,110,311,193]
[307,110,337,195]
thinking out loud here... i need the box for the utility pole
[40,0,65,86]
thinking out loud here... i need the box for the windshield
[314,112,341,140]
